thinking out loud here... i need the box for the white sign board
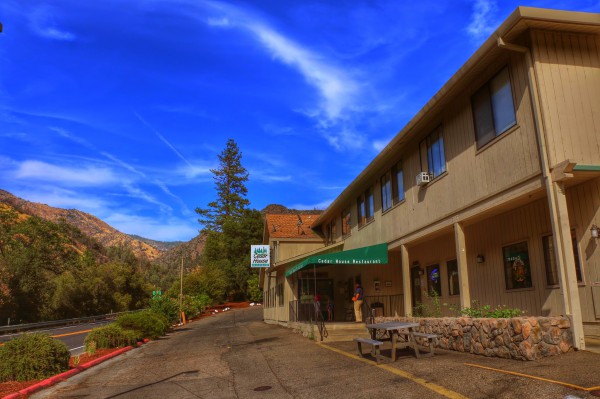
[251,245,270,268]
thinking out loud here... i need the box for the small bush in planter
[84,324,137,351]
[0,332,70,382]
[115,311,169,340]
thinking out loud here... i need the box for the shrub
[458,301,525,318]
[84,324,137,351]
[116,311,169,340]
[0,333,70,382]
[149,296,179,323]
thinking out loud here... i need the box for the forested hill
[0,189,162,260]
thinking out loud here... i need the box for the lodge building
[259,7,600,350]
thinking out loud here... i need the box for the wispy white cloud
[134,112,195,168]
[467,0,499,40]
[28,5,77,41]
[104,213,198,241]
[373,136,393,152]
[14,160,118,186]
[288,199,332,211]
[16,186,108,211]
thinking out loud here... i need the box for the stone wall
[379,316,573,360]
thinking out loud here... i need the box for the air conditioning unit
[416,172,431,187]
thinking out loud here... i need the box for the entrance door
[410,266,422,311]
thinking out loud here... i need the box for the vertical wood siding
[532,30,600,167]
[567,176,600,322]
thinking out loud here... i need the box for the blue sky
[1,0,598,242]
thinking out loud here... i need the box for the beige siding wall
[567,176,600,323]
[532,30,600,167]
[339,51,541,251]
[275,241,324,263]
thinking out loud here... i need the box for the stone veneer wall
[378,316,574,360]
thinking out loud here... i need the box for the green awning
[285,243,388,277]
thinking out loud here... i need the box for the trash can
[370,302,384,318]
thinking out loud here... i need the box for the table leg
[408,330,421,359]
[391,331,397,362]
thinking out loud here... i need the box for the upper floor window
[341,207,351,237]
[381,172,392,212]
[357,187,374,226]
[472,66,516,148]
[419,127,446,179]
[325,219,337,245]
[392,161,405,204]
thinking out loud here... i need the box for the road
[33,306,600,399]
[0,320,112,355]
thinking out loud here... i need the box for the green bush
[84,324,137,350]
[116,311,169,339]
[458,301,525,318]
[0,333,70,382]
[149,296,180,323]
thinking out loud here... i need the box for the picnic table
[366,321,422,361]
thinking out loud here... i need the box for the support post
[454,222,471,309]
[401,244,412,317]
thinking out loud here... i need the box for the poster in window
[427,265,441,296]
[503,241,532,290]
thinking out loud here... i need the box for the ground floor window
[503,241,532,290]
[277,283,284,306]
[426,264,441,296]
[542,229,583,286]
[447,259,460,296]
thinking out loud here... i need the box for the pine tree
[196,139,250,233]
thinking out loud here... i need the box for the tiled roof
[265,214,321,239]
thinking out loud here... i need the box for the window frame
[502,241,533,291]
[419,127,446,179]
[542,229,584,287]
[357,187,375,227]
[392,161,405,205]
[426,264,442,297]
[380,171,392,212]
[341,207,351,237]
[471,66,517,149]
[446,259,460,296]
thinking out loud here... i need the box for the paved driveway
[34,307,600,399]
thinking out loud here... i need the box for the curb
[3,344,138,399]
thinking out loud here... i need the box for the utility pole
[179,257,184,324]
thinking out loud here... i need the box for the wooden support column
[551,182,585,349]
[401,244,412,317]
[454,222,471,309]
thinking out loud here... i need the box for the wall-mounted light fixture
[591,224,599,239]
[476,254,485,263]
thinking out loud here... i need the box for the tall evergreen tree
[196,139,249,233]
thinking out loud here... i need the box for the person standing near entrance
[352,283,363,322]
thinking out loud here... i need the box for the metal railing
[288,299,328,341]
[0,309,144,335]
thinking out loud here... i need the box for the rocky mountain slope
[0,189,162,260]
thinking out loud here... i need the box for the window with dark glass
[472,66,516,148]
[278,283,284,306]
[426,264,441,296]
[447,259,460,296]
[419,127,446,178]
[543,229,583,286]
[392,161,405,204]
[357,187,374,226]
[381,172,392,211]
[341,207,351,237]
[326,219,337,245]
[503,241,532,290]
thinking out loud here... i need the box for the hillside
[154,234,206,271]
[0,189,162,260]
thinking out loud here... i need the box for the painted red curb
[3,345,135,399]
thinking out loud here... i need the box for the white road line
[70,345,85,352]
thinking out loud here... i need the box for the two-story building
[260,7,600,350]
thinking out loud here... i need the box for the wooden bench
[412,332,437,357]
[354,337,384,364]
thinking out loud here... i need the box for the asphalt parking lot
[34,307,600,399]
